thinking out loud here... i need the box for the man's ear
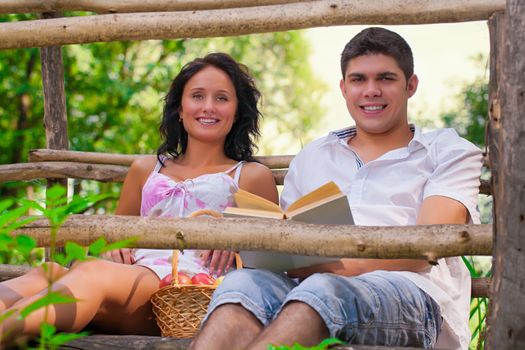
[407,74,419,98]
[339,79,347,98]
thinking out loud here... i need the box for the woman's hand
[200,250,236,277]
[101,248,135,265]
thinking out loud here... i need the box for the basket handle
[172,209,242,285]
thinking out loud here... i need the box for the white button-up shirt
[281,125,483,350]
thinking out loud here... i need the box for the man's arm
[288,195,469,279]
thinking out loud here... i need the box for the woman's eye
[192,94,204,100]
[217,96,228,101]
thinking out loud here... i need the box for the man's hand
[101,248,135,264]
[200,250,236,277]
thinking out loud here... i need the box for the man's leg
[190,269,297,350]
[248,301,329,350]
[249,271,442,349]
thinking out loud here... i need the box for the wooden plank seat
[0,149,492,194]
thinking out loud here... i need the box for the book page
[286,181,341,213]
[223,207,284,220]
[234,189,283,213]
[240,251,340,272]
[287,193,354,225]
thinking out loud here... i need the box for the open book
[224,181,354,272]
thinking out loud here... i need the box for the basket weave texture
[150,209,233,338]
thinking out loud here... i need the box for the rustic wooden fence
[0,0,523,348]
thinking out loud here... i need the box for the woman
[0,53,278,343]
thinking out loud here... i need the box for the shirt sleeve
[423,129,483,223]
[280,151,305,211]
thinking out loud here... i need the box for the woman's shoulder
[128,155,158,183]
[241,161,274,179]
[238,161,278,203]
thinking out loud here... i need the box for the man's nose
[363,81,381,98]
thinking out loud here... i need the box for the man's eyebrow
[377,71,398,78]
[346,72,365,79]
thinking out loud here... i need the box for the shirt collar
[323,124,429,153]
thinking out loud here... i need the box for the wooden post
[40,11,68,190]
[486,0,525,348]
[40,11,68,260]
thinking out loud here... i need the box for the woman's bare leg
[1,259,160,344]
[0,262,68,312]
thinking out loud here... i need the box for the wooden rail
[0,163,491,194]
[0,0,506,49]
[13,215,493,259]
[0,0,306,14]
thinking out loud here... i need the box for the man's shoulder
[419,127,479,152]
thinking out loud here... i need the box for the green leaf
[19,292,78,319]
[64,242,87,261]
[53,252,68,267]
[40,322,56,338]
[0,199,14,212]
[88,237,107,256]
[47,331,89,346]
[15,235,37,257]
[100,237,137,253]
[316,338,343,348]
[0,205,29,229]
[0,309,16,323]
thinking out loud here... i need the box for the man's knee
[206,269,295,327]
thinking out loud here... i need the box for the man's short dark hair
[340,27,414,82]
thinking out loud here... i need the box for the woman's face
[180,65,238,145]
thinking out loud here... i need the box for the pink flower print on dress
[153,258,171,265]
[195,197,207,209]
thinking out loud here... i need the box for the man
[190,27,482,350]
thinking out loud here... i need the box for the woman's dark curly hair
[157,52,262,163]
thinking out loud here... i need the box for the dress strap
[224,161,244,185]
[154,155,167,173]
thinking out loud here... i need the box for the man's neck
[347,124,414,164]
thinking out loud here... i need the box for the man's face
[340,54,418,136]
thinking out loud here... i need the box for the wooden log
[59,335,439,350]
[40,11,68,195]
[0,263,492,298]
[28,149,294,169]
[13,215,493,258]
[0,162,129,183]
[0,264,31,281]
[0,162,287,185]
[486,1,525,348]
[0,0,306,14]
[0,0,506,50]
[0,161,490,194]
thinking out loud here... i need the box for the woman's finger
[208,250,223,276]
[216,251,234,276]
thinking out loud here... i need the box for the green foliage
[267,338,343,350]
[37,323,88,350]
[1,13,326,203]
[0,185,132,348]
[463,256,491,350]
[441,54,488,148]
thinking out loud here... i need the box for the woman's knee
[31,261,68,281]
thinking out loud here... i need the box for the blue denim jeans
[204,269,442,348]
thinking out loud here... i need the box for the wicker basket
[150,209,241,338]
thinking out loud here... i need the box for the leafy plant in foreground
[1,185,135,349]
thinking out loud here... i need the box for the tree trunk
[486,0,525,348]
